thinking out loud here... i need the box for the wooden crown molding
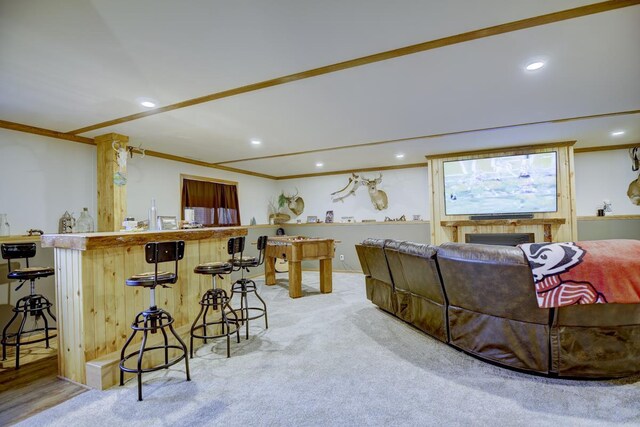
[574,142,639,153]
[180,173,238,186]
[425,141,576,160]
[0,119,275,179]
[216,109,640,165]
[67,1,640,136]
[2,117,638,181]
[276,162,428,180]
[0,120,94,145]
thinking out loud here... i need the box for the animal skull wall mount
[279,190,305,216]
[629,147,640,206]
[331,173,389,210]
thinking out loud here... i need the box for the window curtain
[181,179,240,226]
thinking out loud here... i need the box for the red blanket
[519,240,640,308]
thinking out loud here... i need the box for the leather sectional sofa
[355,238,640,378]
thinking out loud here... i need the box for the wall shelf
[440,218,566,227]
[576,215,640,221]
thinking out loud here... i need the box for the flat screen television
[443,152,558,215]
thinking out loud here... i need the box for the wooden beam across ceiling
[0,119,94,145]
[216,109,640,165]
[67,0,640,136]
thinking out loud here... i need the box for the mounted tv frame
[442,151,558,216]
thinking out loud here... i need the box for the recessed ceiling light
[611,130,625,136]
[251,139,262,145]
[525,61,545,71]
[140,100,156,108]
[315,162,324,168]
[395,153,405,159]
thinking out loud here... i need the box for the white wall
[278,168,429,222]
[1,128,638,230]
[0,129,278,231]
[0,129,96,234]
[574,149,640,216]
[126,155,277,225]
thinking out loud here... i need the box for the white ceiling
[1,1,639,178]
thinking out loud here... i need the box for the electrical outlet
[339,254,345,261]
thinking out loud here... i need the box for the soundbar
[469,213,534,220]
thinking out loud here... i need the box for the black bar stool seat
[7,266,55,280]
[119,240,190,401]
[126,271,175,287]
[190,257,240,358]
[1,243,57,369]
[194,261,232,275]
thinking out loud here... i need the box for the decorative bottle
[148,198,158,230]
[76,208,94,233]
[0,214,10,236]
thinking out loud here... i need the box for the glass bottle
[76,208,94,233]
[0,214,10,236]
[148,198,158,230]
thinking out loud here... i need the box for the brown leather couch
[357,239,640,378]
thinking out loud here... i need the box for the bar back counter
[41,227,247,388]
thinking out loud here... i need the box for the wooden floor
[0,354,87,426]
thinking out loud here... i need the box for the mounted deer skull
[279,189,305,216]
[628,147,640,206]
[331,173,388,210]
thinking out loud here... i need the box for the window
[181,175,240,226]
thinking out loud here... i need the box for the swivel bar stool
[119,240,190,401]
[1,243,56,369]
[229,236,268,339]
[190,242,240,358]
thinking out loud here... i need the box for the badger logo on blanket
[519,242,606,308]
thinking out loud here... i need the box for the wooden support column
[96,133,128,232]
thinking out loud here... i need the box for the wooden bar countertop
[41,226,247,251]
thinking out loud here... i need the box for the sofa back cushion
[385,241,445,304]
[438,242,548,324]
[356,238,393,285]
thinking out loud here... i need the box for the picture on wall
[325,210,334,223]
[306,215,317,223]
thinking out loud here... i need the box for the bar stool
[119,241,190,401]
[1,243,56,369]
[229,236,268,339]
[190,241,240,358]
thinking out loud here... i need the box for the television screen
[443,152,558,215]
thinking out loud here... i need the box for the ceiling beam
[0,119,94,145]
[215,109,640,164]
[276,162,429,180]
[67,0,640,136]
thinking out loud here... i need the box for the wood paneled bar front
[41,227,246,388]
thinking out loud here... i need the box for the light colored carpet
[17,273,640,426]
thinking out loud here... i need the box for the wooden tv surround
[41,226,247,389]
[427,141,577,245]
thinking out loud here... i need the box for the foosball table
[264,236,336,298]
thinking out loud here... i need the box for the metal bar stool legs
[1,243,56,369]
[1,282,57,369]
[190,274,240,358]
[119,287,191,401]
[118,240,189,401]
[231,278,268,340]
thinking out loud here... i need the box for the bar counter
[41,226,247,388]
